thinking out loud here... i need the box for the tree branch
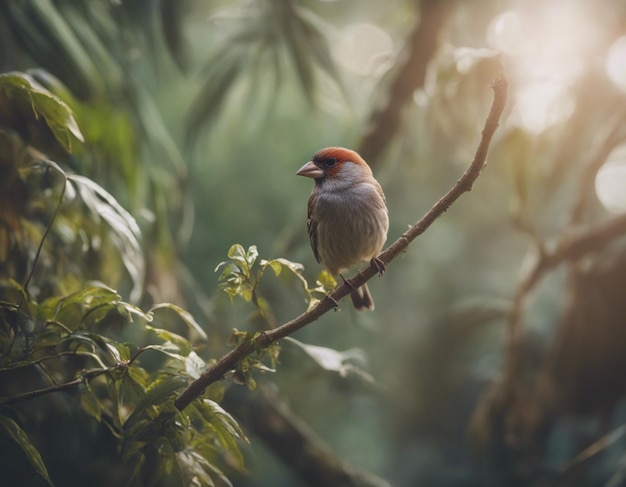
[226,387,391,487]
[174,74,509,412]
[504,212,626,379]
[502,108,626,380]
[356,0,452,166]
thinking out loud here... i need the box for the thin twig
[556,424,626,487]
[0,367,109,405]
[18,162,67,310]
[0,351,90,371]
[174,74,509,412]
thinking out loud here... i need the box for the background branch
[504,212,626,379]
[226,387,391,487]
[174,74,508,412]
[356,0,452,166]
[503,106,626,380]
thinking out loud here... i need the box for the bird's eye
[325,157,337,167]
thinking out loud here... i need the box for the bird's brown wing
[306,194,321,264]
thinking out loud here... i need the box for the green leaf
[201,457,234,487]
[214,261,239,280]
[265,259,283,277]
[104,339,130,362]
[260,257,304,277]
[80,382,102,422]
[259,257,309,300]
[245,245,259,268]
[184,351,207,380]
[0,416,54,486]
[67,175,144,302]
[126,364,151,389]
[226,244,249,274]
[146,325,192,356]
[141,345,208,379]
[284,337,372,380]
[191,398,248,471]
[316,270,336,291]
[205,407,247,470]
[117,301,153,322]
[149,303,207,340]
[124,375,189,430]
[57,332,128,366]
[0,71,84,151]
[38,286,119,330]
[176,450,219,487]
[55,334,108,367]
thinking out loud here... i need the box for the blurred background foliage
[1,0,626,486]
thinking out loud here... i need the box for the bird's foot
[339,273,355,290]
[326,293,340,310]
[371,257,386,277]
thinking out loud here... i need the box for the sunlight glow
[606,36,626,92]
[595,145,626,213]
[513,82,575,135]
[487,4,602,133]
[333,23,394,76]
[487,11,528,57]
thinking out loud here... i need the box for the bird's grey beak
[296,160,324,179]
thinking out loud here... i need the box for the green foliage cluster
[0,72,246,487]
[216,243,333,314]
[214,243,344,389]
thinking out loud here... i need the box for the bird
[296,147,389,310]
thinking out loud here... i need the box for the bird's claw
[339,273,355,290]
[371,257,386,277]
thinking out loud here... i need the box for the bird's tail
[350,283,375,311]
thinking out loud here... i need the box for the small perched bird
[296,147,389,310]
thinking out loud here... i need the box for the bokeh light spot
[513,82,575,134]
[487,3,606,134]
[606,36,626,92]
[595,145,626,213]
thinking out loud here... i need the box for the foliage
[214,243,338,388]
[0,415,53,486]
[0,72,83,151]
[215,243,332,313]
[0,73,245,487]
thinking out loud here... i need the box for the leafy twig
[174,74,509,412]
